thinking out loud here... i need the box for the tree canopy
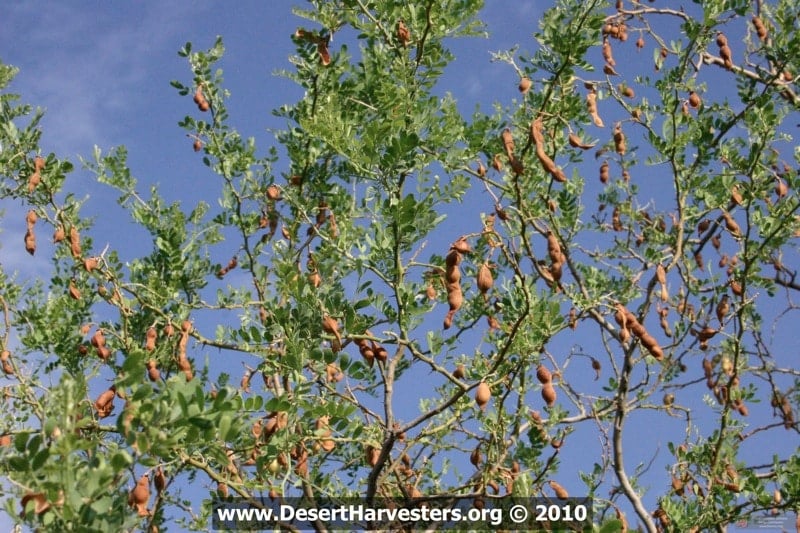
[1,0,799,531]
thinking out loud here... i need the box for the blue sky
[2,1,798,531]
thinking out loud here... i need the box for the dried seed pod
[518,77,532,94]
[128,473,151,516]
[425,283,436,300]
[20,492,50,516]
[569,307,577,329]
[94,386,116,418]
[453,363,466,379]
[475,381,491,411]
[591,358,601,380]
[501,128,515,159]
[613,123,626,155]
[451,237,471,254]
[775,179,788,199]
[752,16,768,41]
[321,315,342,352]
[536,364,552,384]
[68,281,81,300]
[177,356,193,381]
[69,226,82,258]
[622,85,635,98]
[146,359,160,382]
[476,263,493,295]
[83,256,99,273]
[602,38,615,66]
[396,20,410,47]
[541,382,557,407]
[154,467,166,494]
[447,286,463,312]
[688,91,701,109]
[265,184,282,201]
[470,444,482,467]
[568,133,596,150]
[716,295,729,323]
[491,153,503,171]
[719,43,733,69]
[24,229,36,255]
[476,159,486,177]
[144,326,158,352]
[599,161,610,183]
[546,231,562,264]
[531,117,568,182]
[586,90,604,127]
[721,212,741,237]
[548,480,569,500]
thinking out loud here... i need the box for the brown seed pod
[470,444,482,467]
[24,229,36,255]
[177,356,193,381]
[68,281,81,300]
[613,123,626,155]
[501,128,515,159]
[536,364,552,384]
[425,283,436,300]
[28,171,41,193]
[475,159,486,177]
[129,473,151,516]
[518,77,532,94]
[475,381,491,411]
[396,20,410,47]
[531,118,568,182]
[491,153,503,171]
[548,480,569,500]
[154,467,166,494]
[722,212,741,237]
[266,184,281,201]
[451,237,471,254]
[53,226,65,243]
[752,16,768,41]
[622,85,635,98]
[144,327,157,352]
[775,179,788,199]
[192,139,203,152]
[365,446,380,467]
[453,363,466,379]
[599,161,610,184]
[586,91,604,127]
[94,386,116,418]
[447,286,463,313]
[541,382,557,407]
[146,359,160,382]
[317,41,331,66]
[591,358,601,380]
[546,231,562,263]
[69,226,81,258]
[611,205,623,231]
[602,38,615,66]
[719,44,733,69]
[476,263,493,295]
[568,133,596,150]
[688,91,701,109]
[20,492,50,516]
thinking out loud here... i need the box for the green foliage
[2,0,800,531]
